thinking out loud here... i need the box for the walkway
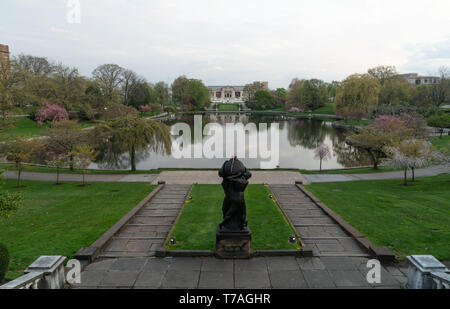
[151,171,306,185]
[4,171,158,183]
[99,185,191,258]
[303,165,449,184]
[4,166,447,184]
[270,185,369,258]
[72,256,407,289]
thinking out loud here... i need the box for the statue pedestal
[215,227,252,259]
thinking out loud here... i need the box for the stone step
[113,236,166,240]
[302,237,354,240]
[315,252,371,257]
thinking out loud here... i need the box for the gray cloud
[1,0,450,87]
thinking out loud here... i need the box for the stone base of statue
[215,227,253,259]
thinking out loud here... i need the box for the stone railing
[430,272,450,289]
[0,256,67,289]
[406,255,450,289]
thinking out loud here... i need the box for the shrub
[0,243,9,282]
[35,104,69,126]
[102,104,139,119]
[78,104,96,121]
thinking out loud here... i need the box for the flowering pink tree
[139,105,152,115]
[372,115,404,132]
[314,144,332,172]
[35,104,69,126]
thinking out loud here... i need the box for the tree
[92,64,124,105]
[45,120,87,170]
[103,104,139,119]
[52,63,85,110]
[427,113,450,138]
[249,90,275,110]
[71,145,96,186]
[335,74,381,114]
[314,144,332,172]
[287,78,328,110]
[379,76,413,107]
[46,153,70,185]
[35,103,69,126]
[367,65,398,86]
[121,69,144,106]
[432,66,450,108]
[383,139,436,185]
[185,79,210,110]
[93,117,172,171]
[153,82,170,107]
[346,127,391,170]
[171,76,190,107]
[0,137,39,187]
[128,83,153,109]
[243,82,267,103]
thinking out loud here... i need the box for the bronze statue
[218,157,252,232]
[215,157,253,259]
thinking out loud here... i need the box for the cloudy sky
[1,0,450,88]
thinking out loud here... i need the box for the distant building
[208,81,269,104]
[0,44,10,65]
[208,86,246,104]
[400,73,440,85]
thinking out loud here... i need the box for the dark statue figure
[218,157,252,232]
[215,157,253,259]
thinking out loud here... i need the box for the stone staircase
[98,185,191,258]
[269,185,370,258]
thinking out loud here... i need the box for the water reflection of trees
[287,119,328,149]
[329,129,372,167]
[95,147,148,170]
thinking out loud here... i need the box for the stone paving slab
[74,256,406,289]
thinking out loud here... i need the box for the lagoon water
[92,113,371,171]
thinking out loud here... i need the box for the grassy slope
[0,180,155,279]
[305,175,450,260]
[166,184,299,251]
[0,117,49,138]
[431,135,450,152]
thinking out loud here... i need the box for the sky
[1,0,450,88]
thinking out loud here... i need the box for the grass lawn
[0,163,161,175]
[305,175,450,260]
[218,104,239,111]
[0,117,49,138]
[431,135,450,152]
[166,184,300,251]
[0,180,155,279]
[312,104,335,115]
[299,166,401,175]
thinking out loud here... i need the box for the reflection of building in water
[209,113,249,124]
